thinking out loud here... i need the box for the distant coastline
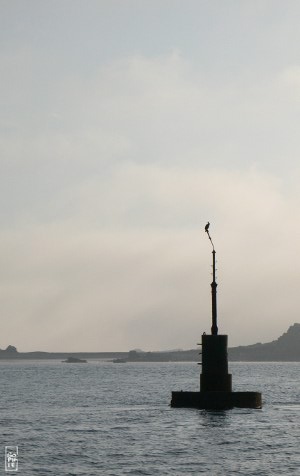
[0,346,127,361]
[1,323,300,362]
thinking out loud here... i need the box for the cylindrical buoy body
[200,334,232,392]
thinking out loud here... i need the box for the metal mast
[205,222,218,335]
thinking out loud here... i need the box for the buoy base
[171,391,262,409]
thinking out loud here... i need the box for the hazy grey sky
[1,1,300,351]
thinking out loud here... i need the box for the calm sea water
[0,360,299,475]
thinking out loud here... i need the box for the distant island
[229,322,300,361]
[1,323,300,362]
[126,323,300,362]
[0,346,127,361]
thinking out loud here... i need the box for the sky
[1,1,300,351]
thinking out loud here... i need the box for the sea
[0,360,299,475]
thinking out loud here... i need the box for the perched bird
[205,222,210,233]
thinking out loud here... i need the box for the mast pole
[205,223,218,335]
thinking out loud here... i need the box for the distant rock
[4,345,18,353]
[0,345,19,357]
[62,356,87,363]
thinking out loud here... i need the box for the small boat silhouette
[62,357,87,363]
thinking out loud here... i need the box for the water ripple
[0,361,299,475]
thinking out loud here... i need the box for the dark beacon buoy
[171,223,262,410]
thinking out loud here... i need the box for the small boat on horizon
[62,357,87,363]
